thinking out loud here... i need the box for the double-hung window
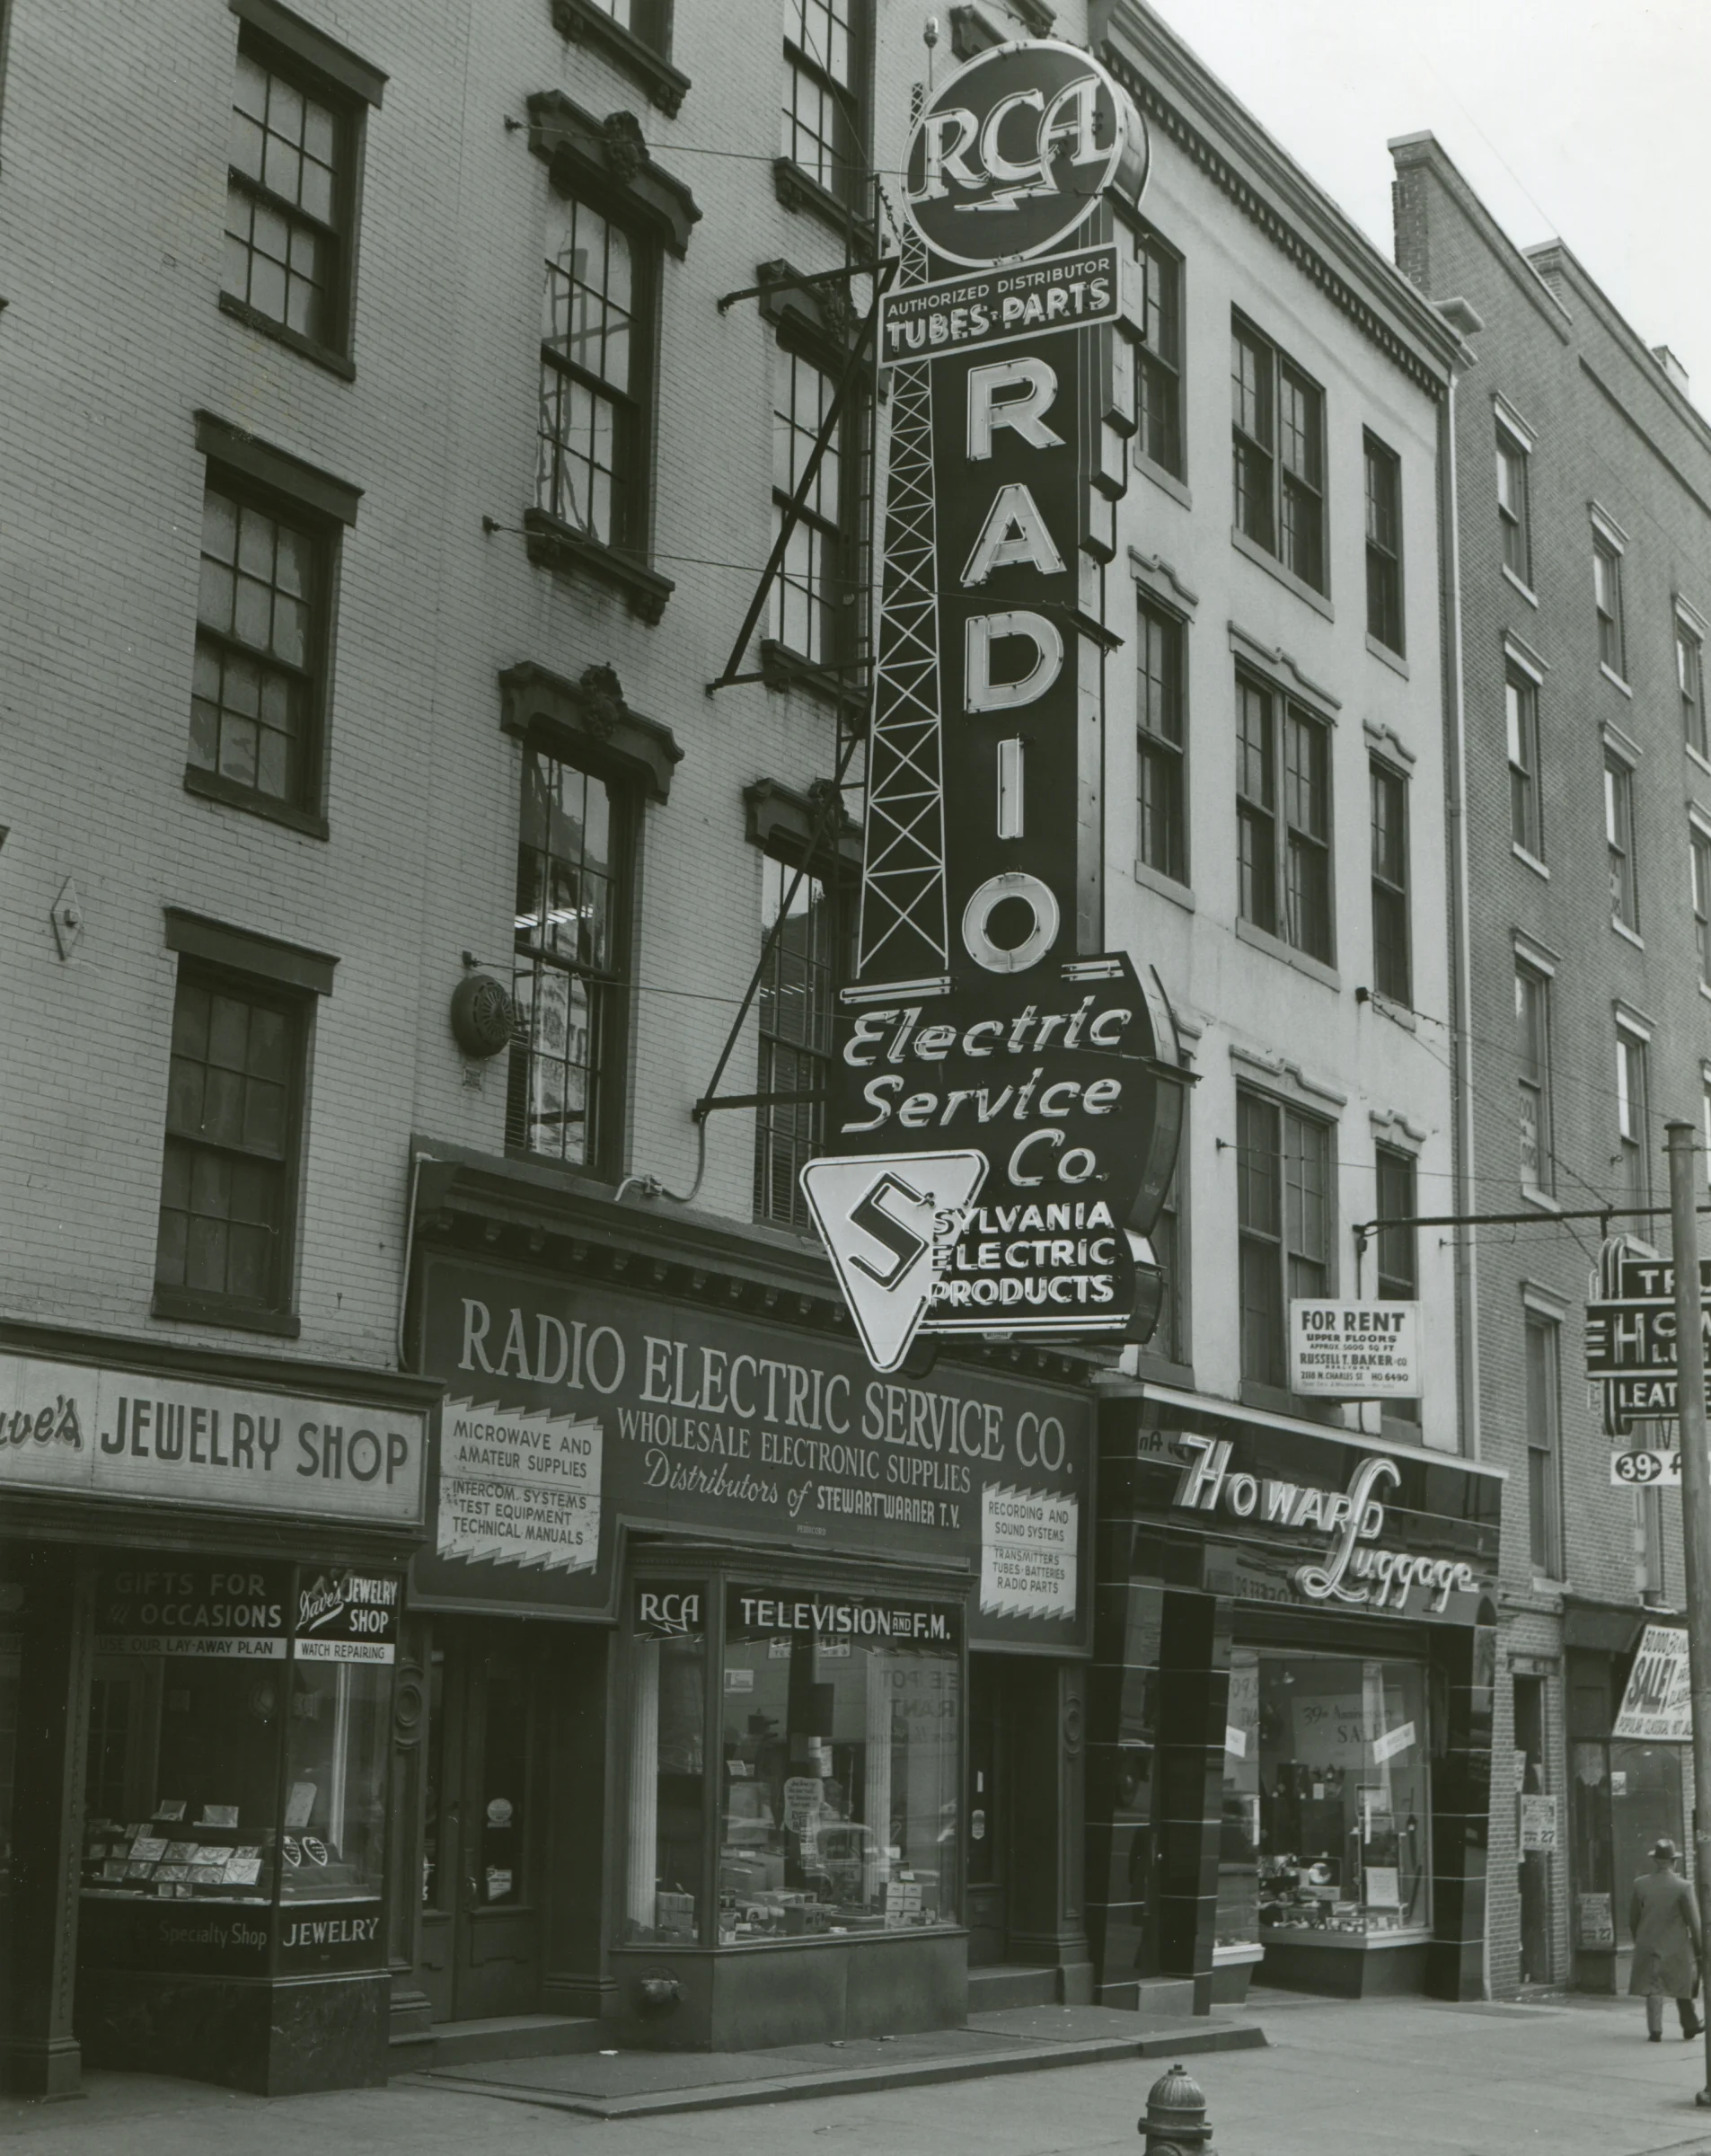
[1132,225,1184,479]
[220,4,383,367]
[1375,1144,1418,1425]
[1496,420,1531,584]
[1680,615,1707,757]
[781,0,865,215]
[1231,315,1326,594]
[1236,676,1333,962]
[509,750,631,1173]
[1593,528,1627,677]
[1617,1021,1651,1210]
[1524,1309,1564,1577]
[1605,754,1639,931]
[187,414,357,834]
[770,343,846,668]
[753,852,845,1230]
[1369,759,1410,1004]
[152,911,334,1334]
[1516,959,1554,1195]
[1363,433,1404,652]
[537,192,643,553]
[1237,1090,1333,1391]
[1506,665,1543,859]
[1136,599,1186,882]
[1692,824,1711,985]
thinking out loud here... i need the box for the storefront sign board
[879,245,1120,363]
[414,1256,1091,1649]
[1612,1624,1692,1741]
[1107,1402,1501,1627]
[1585,1246,1711,1433]
[1288,1301,1421,1397]
[0,1350,427,1525]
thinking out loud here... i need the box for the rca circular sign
[903,40,1147,269]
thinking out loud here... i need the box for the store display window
[1239,1647,1432,1941]
[1570,1738,1685,1952]
[79,1557,400,1940]
[626,1581,709,1944]
[622,1572,963,1948]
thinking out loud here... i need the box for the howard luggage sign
[806,40,1187,1372]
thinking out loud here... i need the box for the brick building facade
[1393,132,1710,1998]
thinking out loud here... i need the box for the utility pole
[1664,1122,1711,2107]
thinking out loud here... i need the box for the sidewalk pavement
[10,1989,1711,2155]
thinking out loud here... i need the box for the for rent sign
[1289,1301,1422,1398]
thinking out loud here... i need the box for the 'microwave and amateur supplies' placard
[805,40,1186,1372]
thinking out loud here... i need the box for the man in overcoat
[1629,1838,1704,2041]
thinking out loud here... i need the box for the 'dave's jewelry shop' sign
[411,1255,1090,1648]
[801,40,1188,1372]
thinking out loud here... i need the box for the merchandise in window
[718,1588,960,1941]
[1229,1648,1433,1945]
[80,1560,398,1913]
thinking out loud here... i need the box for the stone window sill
[152,1286,302,1339]
[1234,916,1340,991]
[184,764,329,840]
[548,0,690,115]
[1133,859,1195,912]
[218,291,356,381]
[1134,455,1191,510]
[1513,842,1549,879]
[1230,526,1334,620]
[1611,916,1645,949]
[1502,563,1539,607]
[757,638,868,719]
[1601,661,1634,697]
[1366,632,1409,678]
[772,158,878,254]
[524,508,674,623]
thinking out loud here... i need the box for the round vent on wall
[450,972,516,1059]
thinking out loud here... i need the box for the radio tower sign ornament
[804,40,1186,1374]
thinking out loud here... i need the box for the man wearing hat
[1629,1839,1704,2041]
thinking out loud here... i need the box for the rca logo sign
[904,40,1148,268]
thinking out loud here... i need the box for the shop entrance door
[966,1657,1007,1965]
[419,1626,543,2022]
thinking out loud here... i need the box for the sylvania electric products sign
[803,40,1185,1372]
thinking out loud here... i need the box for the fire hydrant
[1139,2062,1215,2156]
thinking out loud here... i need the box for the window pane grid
[1364,437,1403,651]
[1605,759,1637,928]
[1525,1314,1562,1577]
[1594,540,1625,675]
[1497,431,1530,581]
[538,199,636,544]
[1236,681,1277,934]
[1693,831,1711,985]
[1680,626,1707,756]
[190,484,316,803]
[1133,234,1182,477]
[1137,603,1186,880]
[510,755,622,1168]
[223,48,340,344]
[754,856,842,1229]
[154,979,293,1307]
[769,349,842,663]
[1370,762,1410,1004]
[1239,1093,1331,1387]
[1516,966,1551,1192]
[781,0,859,199]
[1506,673,1541,856]
[1232,322,1324,589]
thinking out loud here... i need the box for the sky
[1143,0,1711,409]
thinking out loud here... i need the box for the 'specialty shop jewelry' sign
[804,40,1186,1373]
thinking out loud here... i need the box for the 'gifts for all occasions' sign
[803,39,1187,1373]
[411,1255,1090,1647]
[0,1351,428,1526]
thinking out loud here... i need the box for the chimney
[1653,344,1690,396]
